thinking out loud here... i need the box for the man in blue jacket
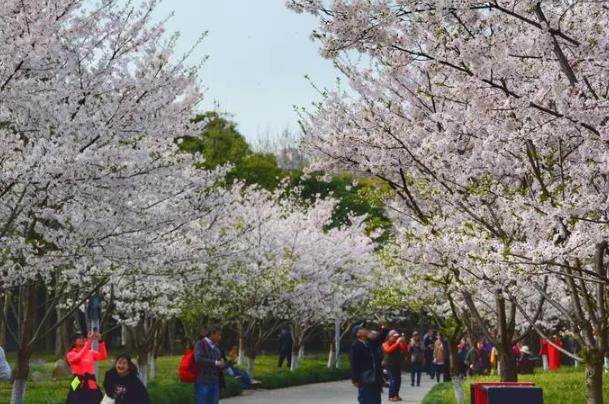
[194,325,224,404]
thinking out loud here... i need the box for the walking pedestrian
[457,339,469,378]
[103,354,151,404]
[277,328,293,368]
[65,331,108,404]
[382,330,407,401]
[0,345,11,381]
[423,329,435,376]
[465,340,490,376]
[432,333,445,383]
[350,322,387,404]
[194,325,224,404]
[408,332,424,387]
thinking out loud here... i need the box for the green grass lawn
[0,352,347,404]
[422,367,609,404]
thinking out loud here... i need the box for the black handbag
[360,348,377,385]
[360,368,376,385]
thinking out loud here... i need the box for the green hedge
[258,366,351,389]
[149,377,243,404]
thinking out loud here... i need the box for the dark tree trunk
[497,344,518,382]
[10,285,37,404]
[495,290,517,382]
[585,351,604,404]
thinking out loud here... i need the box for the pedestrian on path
[103,353,151,404]
[465,340,490,376]
[194,325,225,404]
[350,322,388,404]
[431,334,445,383]
[408,332,424,387]
[382,330,408,401]
[423,330,435,377]
[278,328,293,368]
[65,331,108,404]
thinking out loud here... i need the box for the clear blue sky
[148,0,339,144]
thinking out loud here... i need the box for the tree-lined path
[224,378,434,404]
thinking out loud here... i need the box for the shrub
[149,377,243,404]
[258,367,351,389]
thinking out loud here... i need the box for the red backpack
[179,340,206,383]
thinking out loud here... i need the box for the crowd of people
[349,325,541,404]
[0,324,565,404]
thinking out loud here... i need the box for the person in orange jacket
[65,330,108,404]
[382,330,408,402]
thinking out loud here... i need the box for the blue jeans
[195,382,220,404]
[387,367,401,398]
[358,384,381,404]
[227,366,252,388]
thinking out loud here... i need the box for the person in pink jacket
[66,331,108,404]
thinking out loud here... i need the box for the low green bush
[148,377,242,404]
[258,366,350,389]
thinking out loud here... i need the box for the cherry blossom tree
[289,1,609,401]
[0,1,226,402]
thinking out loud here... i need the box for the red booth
[471,382,536,404]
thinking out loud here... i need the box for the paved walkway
[224,375,436,404]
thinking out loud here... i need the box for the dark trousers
[278,349,292,367]
[358,385,382,404]
[410,362,422,386]
[432,363,444,382]
[387,367,402,398]
[424,350,433,375]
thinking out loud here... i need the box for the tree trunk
[238,325,245,366]
[138,352,149,386]
[497,347,517,382]
[298,345,305,361]
[167,320,176,355]
[10,285,36,404]
[290,348,299,371]
[327,342,334,368]
[448,340,464,404]
[54,307,71,358]
[0,292,7,347]
[121,324,128,347]
[247,356,256,376]
[149,353,157,382]
[495,290,517,382]
[334,318,341,369]
[11,348,31,404]
[10,378,27,404]
[585,353,604,404]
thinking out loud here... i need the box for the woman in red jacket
[66,331,108,404]
[383,330,408,402]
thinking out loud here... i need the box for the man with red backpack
[193,325,225,404]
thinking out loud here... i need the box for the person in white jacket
[0,345,11,381]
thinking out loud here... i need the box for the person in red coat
[548,338,562,371]
[66,331,108,404]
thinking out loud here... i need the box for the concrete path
[223,375,435,404]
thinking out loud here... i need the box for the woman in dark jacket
[103,354,151,404]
